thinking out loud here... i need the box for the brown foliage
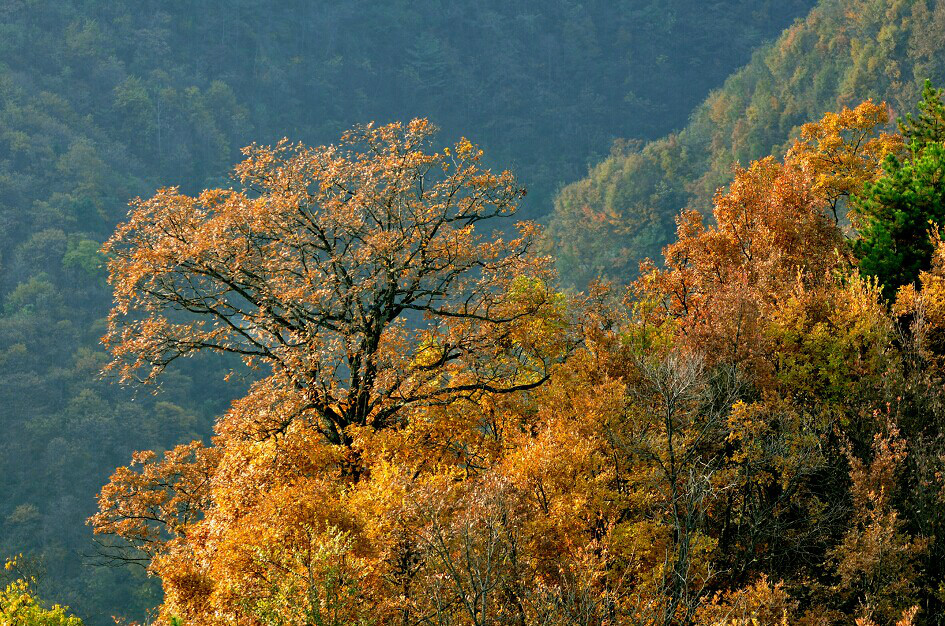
[635,156,844,369]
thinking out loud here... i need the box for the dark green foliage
[855,80,945,298]
[899,79,945,148]
[855,143,945,299]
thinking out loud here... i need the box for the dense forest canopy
[9,0,945,625]
[89,90,945,626]
[0,2,816,622]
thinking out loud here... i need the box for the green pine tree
[854,83,945,298]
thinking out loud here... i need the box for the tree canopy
[89,97,945,626]
[12,1,945,624]
[103,120,569,449]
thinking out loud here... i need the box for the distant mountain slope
[0,2,815,623]
[549,0,945,287]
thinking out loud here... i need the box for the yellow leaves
[0,559,83,626]
[412,337,447,369]
[895,232,945,320]
[827,419,927,625]
[81,83,945,623]
[454,136,480,160]
[891,232,945,365]
[724,400,755,464]
[787,99,903,221]
[235,525,373,626]
[695,576,795,626]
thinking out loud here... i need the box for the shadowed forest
[5,1,945,625]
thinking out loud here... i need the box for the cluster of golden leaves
[1,557,83,625]
[894,232,945,357]
[787,100,903,224]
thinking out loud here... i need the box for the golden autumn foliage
[91,107,945,626]
[787,100,903,224]
[0,558,83,626]
[894,232,945,359]
[694,576,794,626]
[634,155,844,369]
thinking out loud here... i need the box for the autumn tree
[88,441,220,566]
[89,103,945,626]
[636,96,901,367]
[93,120,577,625]
[623,351,735,626]
[830,422,925,625]
[631,99,923,621]
[634,155,844,367]
[102,119,568,448]
[787,99,901,225]
[894,231,945,358]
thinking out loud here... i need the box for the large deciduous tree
[92,120,572,625]
[102,119,566,447]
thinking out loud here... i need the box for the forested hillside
[550,0,945,286]
[0,2,817,624]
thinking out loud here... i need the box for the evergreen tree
[855,82,945,298]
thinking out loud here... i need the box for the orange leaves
[92,119,585,624]
[90,101,945,624]
[622,103,929,620]
[89,440,220,559]
[830,422,927,624]
[101,119,571,453]
[637,155,843,369]
[635,99,898,377]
